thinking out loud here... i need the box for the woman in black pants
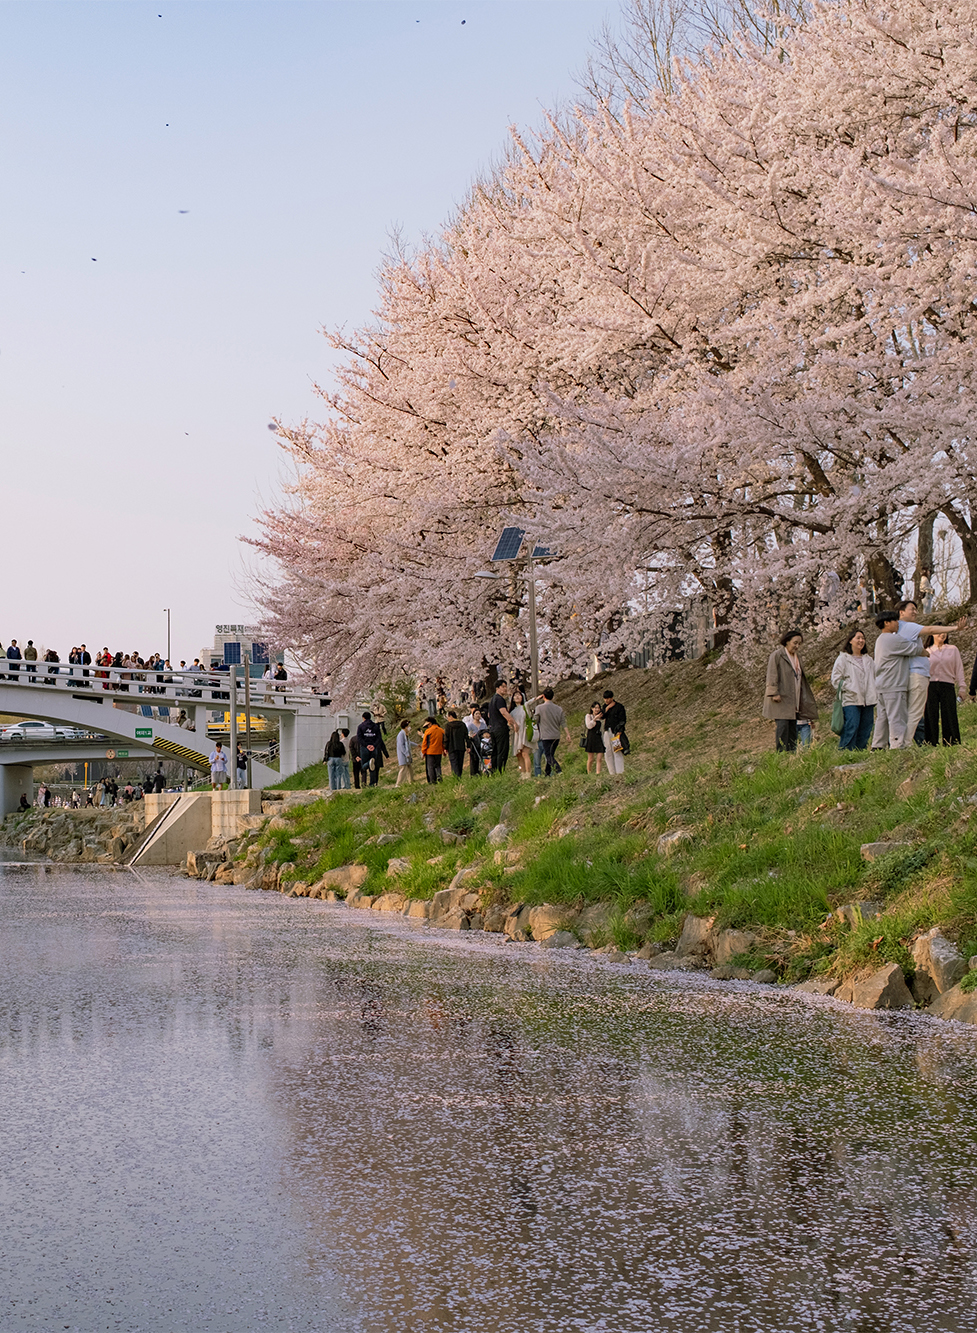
[925,633,965,745]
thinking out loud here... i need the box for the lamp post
[243,651,253,789]
[163,608,171,665]
[477,527,548,700]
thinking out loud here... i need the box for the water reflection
[1,866,976,1331]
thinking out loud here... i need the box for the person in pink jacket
[924,633,966,745]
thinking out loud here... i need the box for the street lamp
[163,608,171,665]
[479,527,551,700]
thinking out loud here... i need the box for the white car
[0,720,70,741]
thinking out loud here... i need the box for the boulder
[835,962,913,1009]
[833,761,870,777]
[482,903,509,933]
[187,849,224,878]
[860,841,913,862]
[429,884,477,921]
[711,966,753,980]
[448,866,482,892]
[267,817,290,831]
[404,899,431,920]
[647,952,695,972]
[634,941,663,960]
[503,904,532,940]
[385,857,412,878]
[912,928,967,1004]
[713,929,756,965]
[438,908,471,931]
[280,789,330,808]
[372,891,407,913]
[675,914,716,959]
[486,823,509,847]
[793,978,840,996]
[751,969,777,984]
[347,892,376,910]
[928,984,977,1025]
[657,829,693,855]
[376,833,400,846]
[426,855,445,865]
[576,902,615,946]
[314,864,368,896]
[214,864,237,885]
[259,865,280,891]
[624,900,655,931]
[440,829,467,846]
[468,913,484,931]
[834,901,883,927]
[528,903,574,941]
[591,947,629,963]
[493,849,523,867]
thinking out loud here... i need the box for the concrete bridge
[0,660,349,814]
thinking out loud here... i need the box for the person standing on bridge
[6,640,21,676]
[24,641,37,674]
[209,741,229,790]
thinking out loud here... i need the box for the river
[2,861,976,1332]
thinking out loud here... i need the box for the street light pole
[527,551,539,699]
[243,652,253,790]
[229,666,238,790]
[163,608,171,664]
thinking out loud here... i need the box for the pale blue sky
[0,0,613,661]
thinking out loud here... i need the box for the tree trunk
[915,511,936,597]
[867,551,900,608]
[940,508,977,604]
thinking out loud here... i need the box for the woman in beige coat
[763,630,819,752]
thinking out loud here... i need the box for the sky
[0,0,614,663]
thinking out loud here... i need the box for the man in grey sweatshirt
[872,611,926,749]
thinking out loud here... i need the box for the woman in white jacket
[831,629,877,751]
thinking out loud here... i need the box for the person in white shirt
[831,629,877,750]
[872,613,925,749]
[209,741,229,790]
[881,599,966,748]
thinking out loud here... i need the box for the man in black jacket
[356,712,387,786]
[601,689,627,776]
[485,679,514,774]
[443,711,469,778]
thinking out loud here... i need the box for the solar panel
[531,544,554,560]
[491,526,526,561]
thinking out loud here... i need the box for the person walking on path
[325,729,348,790]
[508,690,533,778]
[421,716,446,784]
[831,630,877,751]
[890,600,965,747]
[356,712,387,787]
[530,688,573,776]
[600,689,628,774]
[872,612,926,749]
[584,701,605,773]
[395,719,415,786]
[763,631,818,753]
[485,679,515,774]
[444,711,469,778]
[924,633,966,746]
[464,707,485,776]
[209,741,229,790]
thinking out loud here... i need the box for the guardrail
[0,659,330,713]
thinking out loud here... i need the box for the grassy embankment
[253,626,977,984]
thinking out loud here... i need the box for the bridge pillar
[0,764,34,816]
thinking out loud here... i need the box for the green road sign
[134,728,153,738]
[116,750,129,758]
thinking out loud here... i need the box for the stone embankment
[1,805,145,863]
[180,799,977,1029]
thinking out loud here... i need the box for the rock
[896,776,922,801]
[347,893,376,910]
[793,978,840,996]
[214,864,237,884]
[438,908,471,931]
[712,928,756,965]
[280,789,330,808]
[468,913,484,931]
[928,984,977,1025]
[404,899,431,919]
[500,800,515,823]
[912,928,968,1004]
[834,901,883,927]
[313,864,368,896]
[429,884,477,921]
[350,814,370,827]
[493,849,522,867]
[528,903,574,941]
[970,956,977,971]
[711,965,753,980]
[108,836,127,861]
[833,761,870,776]
[533,930,580,949]
[426,855,444,865]
[657,829,693,855]
[634,941,663,960]
[323,890,342,903]
[835,962,913,1009]
[623,900,655,931]
[576,902,615,946]
[372,891,407,913]
[751,969,777,984]
[486,823,509,847]
[471,802,489,816]
[675,914,716,959]
[448,866,482,892]
[440,829,467,846]
[860,841,913,862]
[376,833,399,846]
[385,857,412,878]
[503,904,532,939]
[647,951,695,971]
[482,903,509,933]
[186,849,224,878]
[267,817,290,831]
[592,947,629,963]
[259,865,280,891]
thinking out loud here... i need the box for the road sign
[135,727,153,738]
[116,750,129,758]
[105,750,115,759]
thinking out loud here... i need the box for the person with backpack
[356,711,387,786]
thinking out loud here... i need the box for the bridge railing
[0,659,330,713]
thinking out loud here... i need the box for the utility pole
[163,608,171,665]
[527,550,539,700]
[229,667,238,790]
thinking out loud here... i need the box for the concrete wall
[132,793,213,866]
[0,764,33,816]
[211,789,262,838]
[279,710,335,777]
[143,792,183,823]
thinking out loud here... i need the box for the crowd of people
[19,765,177,811]
[322,684,631,791]
[1,641,291,692]
[764,598,971,753]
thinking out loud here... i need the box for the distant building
[201,624,275,671]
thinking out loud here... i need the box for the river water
[2,862,977,1333]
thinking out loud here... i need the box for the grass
[237,627,977,987]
